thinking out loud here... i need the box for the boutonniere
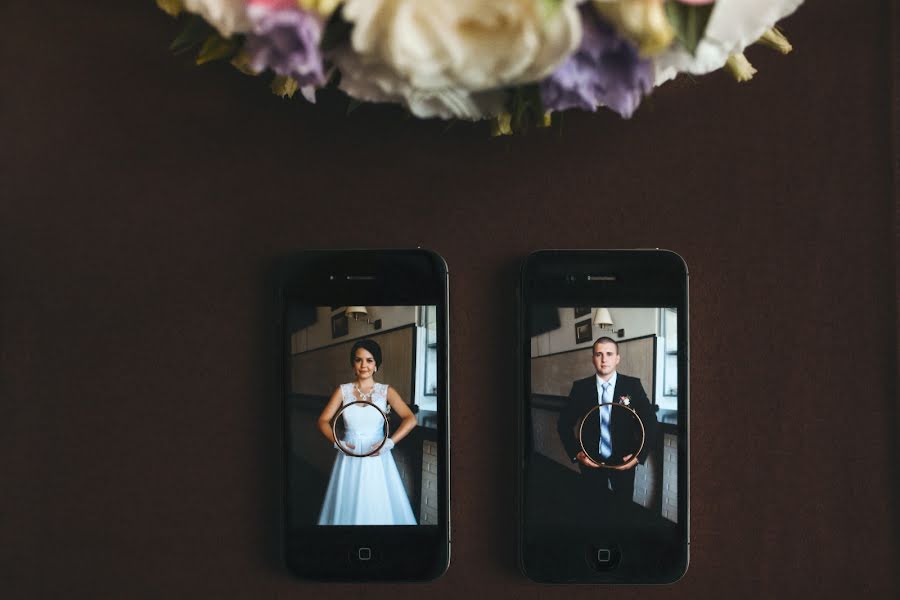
[619,395,631,407]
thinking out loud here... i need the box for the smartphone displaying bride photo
[278,250,449,581]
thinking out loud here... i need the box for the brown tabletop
[1,0,897,597]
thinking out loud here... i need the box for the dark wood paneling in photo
[531,335,655,399]
[291,325,414,400]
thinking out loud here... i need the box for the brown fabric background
[1,0,897,597]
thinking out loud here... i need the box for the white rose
[183,0,251,37]
[654,0,804,85]
[340,0,583,91]
[333,47,507,120]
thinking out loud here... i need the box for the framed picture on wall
[331,312,349,338]
[573,306,591,318]
[574,318,592,344]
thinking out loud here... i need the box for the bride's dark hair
[350,339,382,368]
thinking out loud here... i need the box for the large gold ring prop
[577,403,646,468]
[331,400,390,457]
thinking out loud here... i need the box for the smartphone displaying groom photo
[518,251,689,584]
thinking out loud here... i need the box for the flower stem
[757,27,793,54]
[725,53,757,82]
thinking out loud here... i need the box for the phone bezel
[517,249,689,584]
[278,249,450,582]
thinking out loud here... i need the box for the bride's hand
[367,438,395,456]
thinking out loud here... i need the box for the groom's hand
[576,451,601,469]
[610,454,639,471]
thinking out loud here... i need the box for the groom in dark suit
[557,337,659,502]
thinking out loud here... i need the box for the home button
[357,547,373,561]
[587,544,621,571]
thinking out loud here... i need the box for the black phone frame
[278,249,450,582]
[517,249,689,584]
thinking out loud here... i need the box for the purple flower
[541,6,654,119]
[244,4,326,92]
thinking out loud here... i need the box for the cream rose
[339,0,583,92]
[332,46,508,120]
[183,0,252,37]
[654,0,804,85]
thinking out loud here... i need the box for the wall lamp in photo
[593,308,624,338]
[345,306,383,330]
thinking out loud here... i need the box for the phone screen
[285,305,441,528]
[280,250,449,581]
[520,252,688,583]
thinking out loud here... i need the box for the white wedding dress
[318,383,417,525]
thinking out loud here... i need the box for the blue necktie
[599,382,612,459]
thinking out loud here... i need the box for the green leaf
[271,75,300,98]
[346,98,363,115]
[195,34,240,65]
[156,0,183,17]
[169,15,216,56]
[320,5,353,52]
[665,1,715,55]
[508,85,546,134]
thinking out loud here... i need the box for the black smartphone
[278,249,450,581]
[518,250,688,583]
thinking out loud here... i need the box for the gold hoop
[331,400,390,457]
[577,403,646,469]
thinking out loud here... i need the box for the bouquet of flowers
[157,0,803,134]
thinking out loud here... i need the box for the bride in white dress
[316,339,418,525]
